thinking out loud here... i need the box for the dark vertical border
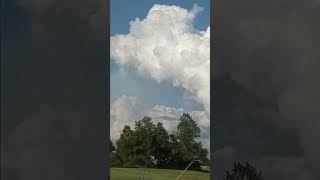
[106,0,110,179]
[1,0,109,179]
[0,0,3,178]
[210,0,215,179]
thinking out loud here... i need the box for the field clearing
[110,168,210,180]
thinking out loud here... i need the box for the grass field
[110,168,210,180]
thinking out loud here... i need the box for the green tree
[192,141,210,166]
[177,113,201,148]
[167,134,180,168]
[175,113,208,170]
[133,116,156,166]
[116,125,136,167]
[110,140,120,166]
[152,122,171,168]
[224,161,264,180]
[112,114,210,171]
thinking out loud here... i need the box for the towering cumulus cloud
[111,4,210,113]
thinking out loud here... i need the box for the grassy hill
[111,168,210,180]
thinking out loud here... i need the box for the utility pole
[176,153,199,179]
[175,159,195,179]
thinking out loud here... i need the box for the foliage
[152,122,171,168]
[110,140,116,152]
[110,151,121,167]
[110,113,210,170]
[177,113,201,148]
[224,161,264,180]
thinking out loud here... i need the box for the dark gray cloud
[213,80,303,158]
[213,0,320,179]
[3,107,106,180]
[17,0,105,37]
[1,0,107,179]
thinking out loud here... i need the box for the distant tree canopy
[224,161,264,180]
[110,113,209,170]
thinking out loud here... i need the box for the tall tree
[175,113,206,170]
[116,125,135,167]
[133,116,156,166]
[152,122,171,168]
[177,113,201,149]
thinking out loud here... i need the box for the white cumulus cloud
[110,4,210,113]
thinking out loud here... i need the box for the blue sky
[110,0,210,35]
[110,0,210,112]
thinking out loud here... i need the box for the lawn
[110,168,210,180]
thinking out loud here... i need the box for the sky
[110,0,210,150]
[110,0,210,35]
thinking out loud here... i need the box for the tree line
[110,113,210,171]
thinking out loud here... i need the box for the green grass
[110,168,210,180]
